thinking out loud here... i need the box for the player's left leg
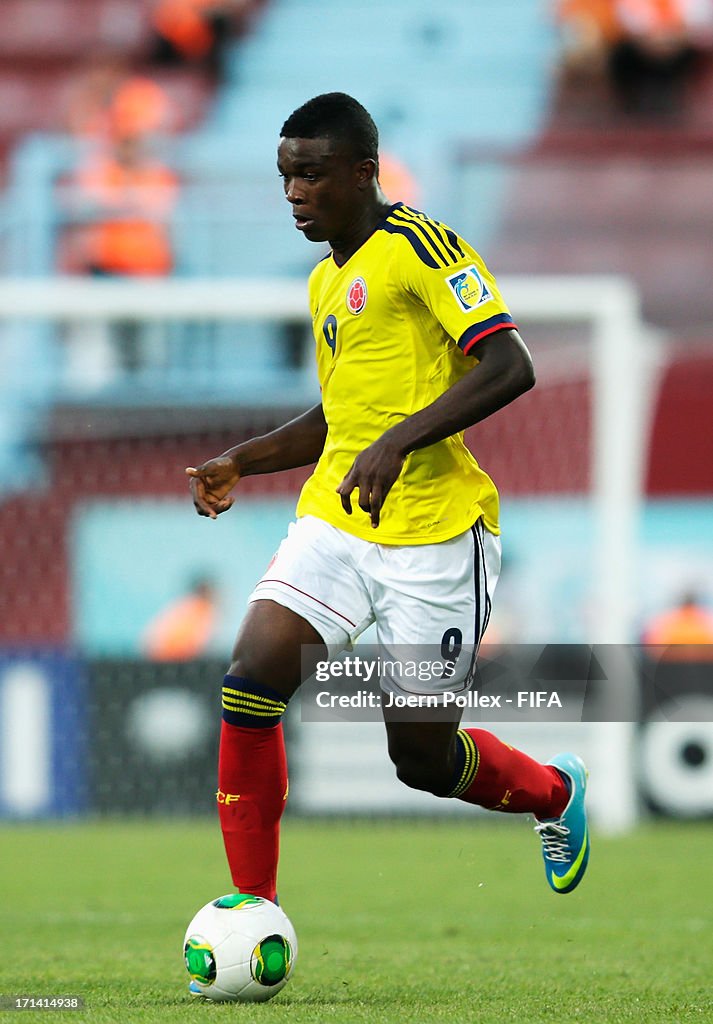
[383,713,570,819]
[383,710,462,797]
[384,713,588,894]
[374,520,589,893]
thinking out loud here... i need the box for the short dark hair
[280,92,379,164]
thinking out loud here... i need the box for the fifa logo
[446,264,491,312]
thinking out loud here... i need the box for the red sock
[455,728,568,818]
[217,720,287,902]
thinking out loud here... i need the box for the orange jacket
[153,0,218,59]
[111,77,173,139]
[558,0,687,43]
[144,593,217,660]
[617,0,687,35]
[643,603,713,661]
[77,153,178,276]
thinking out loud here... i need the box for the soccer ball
[183,893,297,1002]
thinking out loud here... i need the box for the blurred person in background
[642,589,713,659]
[377,151,421,210]
[143,576,220,661]
[59,132,179,379]
[65,55,176,142]
[65,52,128,141]
[556,0,713,118]
[150,0,260,77]
[609,0,706,115]
[70,129,178,283]
[557,0,622,75]
[110,75,176,139]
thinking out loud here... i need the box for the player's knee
[228,602,310,697]
[228,650,275,691]
[228,638,299,697]
[393,755,453,797]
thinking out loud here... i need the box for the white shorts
[248,515,501,696]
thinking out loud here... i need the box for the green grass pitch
[2,818,712,1023]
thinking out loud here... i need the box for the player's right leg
[217,599,323,904]
[217,516,374,904]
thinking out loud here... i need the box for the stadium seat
[483,132,713,329]
[0,0,147,62]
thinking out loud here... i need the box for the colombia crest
[346,277,367,314]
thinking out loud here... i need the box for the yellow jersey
[296,203,517,545]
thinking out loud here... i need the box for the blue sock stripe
[221,675,288,728]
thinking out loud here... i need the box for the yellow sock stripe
[222,692,286,715]
[223,696,288,712]
[221,699,286,716]
[221,696,284,712]
[222,687,286,710]
[449,731,474,797]
[221,688,286,708]
[221,700,282,716]
[449,730,480,798]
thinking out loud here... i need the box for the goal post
[0,274,653,831]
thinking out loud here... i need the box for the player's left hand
[336,436,406,528]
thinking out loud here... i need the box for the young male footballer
[187,93,589,919]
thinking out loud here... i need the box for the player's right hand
[186,456,241,519]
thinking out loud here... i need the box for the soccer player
[186,93,589,916]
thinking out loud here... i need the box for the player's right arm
[186,403,327,518]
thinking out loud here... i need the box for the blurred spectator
[59,134,179,377]
[557,0,622,76]
[378,152,421,208]
[65,53,128,140]
[150,0,257,76]
[556,0,713,118]
[111,76,175,139]
[66,56,176,142]
[65,134,179,279]
[642,590,713,660]
[610,0,700,116]
[143,576,220,660]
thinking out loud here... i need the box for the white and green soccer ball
[183,893,297,1002]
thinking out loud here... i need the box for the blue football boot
[534,753,590,894]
